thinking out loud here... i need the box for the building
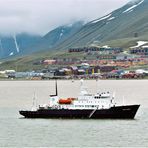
[68,47,123,53]
[43,60,56,65]
[130,48,148,55]
[97,54,116,60]
[116,53,134,60]
[99,65,116,73]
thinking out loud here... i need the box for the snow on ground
[142,45,148,48]
[60,33,63,37]
[91,14,112,24]
[9,52,14,56]
[126,9,133,13]
[123,0,144,13]
[130,41,148,48]
[13,35,20,53]
[108,17,115,21]
[59,29,64,38]
[102,45,110,48]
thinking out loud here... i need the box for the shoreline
[0,78,148,81]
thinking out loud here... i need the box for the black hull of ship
[19,105,140,119]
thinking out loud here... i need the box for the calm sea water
[0,80,148,147]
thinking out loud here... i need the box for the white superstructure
[45,80,116,110]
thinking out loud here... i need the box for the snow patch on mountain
[66,21,86,27]
[127,9,133,13]
[142,45,148,48]
[130,41,148,48]
[60,29,64,38]
[60,33,63,37]
[108,17,115,21]
[91,14,112,24]
[103,45,111,48]
[13,35,20,53]
[123,0,144,13]
[128,0,144,5]
[9,52,14,56]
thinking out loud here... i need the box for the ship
[19,80,140,119]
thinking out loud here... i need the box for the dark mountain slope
[0,21,84,59]
[54,0,148,49]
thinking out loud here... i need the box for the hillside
[54,0,148,49]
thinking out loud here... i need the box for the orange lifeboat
[67,98,77,101]
[59,99,72,104]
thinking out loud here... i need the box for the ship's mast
[31,92,37,111]
[50,80,58,97]
[80,79,88,95]
[55,80,58,96]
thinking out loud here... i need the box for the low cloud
[0,0,130,36]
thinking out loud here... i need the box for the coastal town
[1,45,148,80]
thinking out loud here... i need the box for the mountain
[0,21,84,59]
[54,0,148,49]
[0,34,41,59]
[2,0,148,60]
[43,21,85,48]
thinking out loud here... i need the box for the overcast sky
[0,0,131,36]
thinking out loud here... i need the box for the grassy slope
[1,33,148,72]
[0,49,86,71]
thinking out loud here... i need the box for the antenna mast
[55,80,58,96]
[50,80,58,97]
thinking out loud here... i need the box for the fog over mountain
[0,0,130,36]
[0,21,84,59]
[54,0,148,49]
[2,0,146,60]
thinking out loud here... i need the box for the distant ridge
[53,0,148,49]
[0,21,84,59]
